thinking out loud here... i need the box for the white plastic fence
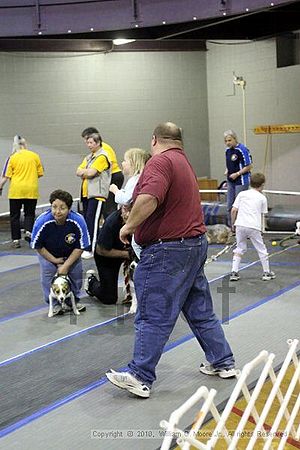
[160,339,300,450]
[0,198,80,218]
[1,189,299,218]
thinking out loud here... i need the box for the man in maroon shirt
[106,122,237,398]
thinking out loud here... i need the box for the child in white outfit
[230,172,275,281]
[109,147,150,206]
[109,147,150,259]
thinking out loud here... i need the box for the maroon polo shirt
[133,148,206,246]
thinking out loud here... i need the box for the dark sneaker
[11,240,21,248]
[262,271,276,281]
[84,270,97,295]
[106,369,151,398]
[24,231,32,243]
[52,304,64,316]
[199,363,238,379]
[230,271,240,281]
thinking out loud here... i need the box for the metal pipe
[132,0,138,21]
[35,0,41,29]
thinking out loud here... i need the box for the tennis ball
[272,241,277,246]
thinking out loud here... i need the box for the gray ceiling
[0,0,299,51]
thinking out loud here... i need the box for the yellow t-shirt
[102,142,121,174]
[78,153,109,199]
[5,149,44,199]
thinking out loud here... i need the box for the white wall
[206,38,300,192]
[0,50,209,214]
[2,41,299,216]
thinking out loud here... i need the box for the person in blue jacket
[224,130,252,226]
[31,189,90,316]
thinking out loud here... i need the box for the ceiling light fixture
[193,16,197,20]
[162,21,166,24]
[67,29,72,33]
[113,39,136,46]
[90,27,94,31]
[245,8,249,11]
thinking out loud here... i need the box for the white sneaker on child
[230,272,240,281]
[262,271,276,281]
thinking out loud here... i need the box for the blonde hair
[12,135,27,154]
[124,148,151,176]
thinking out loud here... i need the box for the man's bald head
[153,122,182,143]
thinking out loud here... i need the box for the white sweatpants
[232,226,270,273]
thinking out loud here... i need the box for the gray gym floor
[0,224,299,450]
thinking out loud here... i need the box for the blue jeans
[227,181,249,226]
[38,255,83,305]
[128,235,235,386]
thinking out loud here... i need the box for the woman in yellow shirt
[76,133,111,259]
[81,127,124,219]
[0,135,44,248]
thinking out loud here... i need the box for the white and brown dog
[48,274,79,317]
[128,291,137,314]
[128,260,138,314]
[122,260,138,314]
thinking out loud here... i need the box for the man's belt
[142,234,202,248]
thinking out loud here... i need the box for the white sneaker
[84,269,97,294]
[81,251,94,260]
[106,369,151,398]
[262,271,276,281]
[199,363,238,379]
[230,271,240,281]
[11,239,21,248]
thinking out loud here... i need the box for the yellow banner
[254,124,300,134]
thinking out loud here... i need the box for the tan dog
[206,224,232,245]
[48,274,79,317]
